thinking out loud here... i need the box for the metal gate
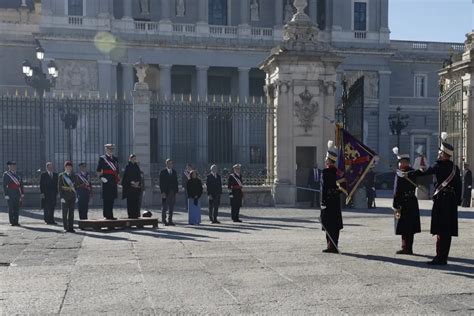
[0,95,133,184]
[150,95,274,186]
[439,80,465,167]
[345,76,365,141]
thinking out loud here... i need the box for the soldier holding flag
[405,132,461,265]
[392,147,421,255]
[320,141,343,253]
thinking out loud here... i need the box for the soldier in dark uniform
[207,164,222,224]
[320,141,343,253]
[122,154,142,219]
[96,144,120,220]
[365,168,376,209]
[58,161,78,233]
[307,163,321,208]
[76,163,92,220]
[228,164,244,223]
[407,132,461,265]
[392,147,421,255]
[3,161,24,226]
[461,163,472,207]
[40,162,58,224]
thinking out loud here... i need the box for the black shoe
[11,223,20,226]
[427,258,447,266]
[236,219,242,223]
[396,249,413,255]
[67,229,76,233]
[168,222,176,226]
[212,220,221,224]
[322,248,338,253]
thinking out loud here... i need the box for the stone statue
[284,0,294,23]
[250,0,260,22]
[139,0,150,15]
[176,0,185,17]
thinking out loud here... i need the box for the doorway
[296,146,317,203]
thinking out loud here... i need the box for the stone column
[378,70,391,171]
[159,64,172,99]
[41,0,52,15]
[240,0,249,25]
[98,60,117,98]
[160,0,171,20]
[380,0,389,31]
[198,0,208,23]
[132,61,153,207]
[196,66,208,164]
[122,0,133,20]
[238,68,251,165]
[308,0,318,27]
[122,63,135,100]
[97,0,111,18]
[274,0,284,27]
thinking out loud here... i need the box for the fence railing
[0,96,133,184]
[149,95,274,186]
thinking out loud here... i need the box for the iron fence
[150,95,274,186]
[0,95,133,184]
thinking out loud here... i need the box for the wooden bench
[78,218,158,231]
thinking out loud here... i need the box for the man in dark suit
[159,159,178,226]
[462,163,472,207]
[307,163,321,208]
[207,164,222,224]
[96,144,119,220]
[40,162,58,224]
[76,163,92,220]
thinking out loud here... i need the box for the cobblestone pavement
[1,198,473,315]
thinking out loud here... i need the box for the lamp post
[59,102,79,162]
[21,46,58,168]
[389,106,409,149]
[336,75,348,128]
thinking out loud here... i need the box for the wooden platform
[78,218,158,230]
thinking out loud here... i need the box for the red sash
[101,156,120,184]
[230,173,243,189]
[6,171,23,194]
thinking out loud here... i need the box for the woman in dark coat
[122,154,142,219]
[392,147,421,255]
[320,141,343,253]
[186,170,203,225]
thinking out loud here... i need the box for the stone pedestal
[260,0,342,206]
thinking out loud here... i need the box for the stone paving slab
[0,198,473,314]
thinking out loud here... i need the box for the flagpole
[317,216,342,255]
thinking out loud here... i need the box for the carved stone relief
[294,87,319,132]
[55,60,98,92]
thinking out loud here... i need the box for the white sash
[63,173,76,194]
[184,170,191,180]
[77,173,89,186]
[230,173,243,187]
[102,155,117,171]
[6,171,20,186]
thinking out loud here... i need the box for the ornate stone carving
[139,0,150,15]
[276,80,291,94]
[324,81,336,96]
[283,0,294,24]
[134,58,149,90]
[250,0,260,22]
[282,0,320,51]
[176,0,185,17]
[55,60,98,92]
[294,88,318,132]
[365,72,379,99]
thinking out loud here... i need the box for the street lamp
[59,103,79,162]
[21,45,58,168]
[389,106,409,149]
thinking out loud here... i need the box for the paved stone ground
[1,198,473,315]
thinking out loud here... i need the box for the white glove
[41,193,45,199]
[61,198,66,203]
[320,205,326,210]
[4,196,9,200]
[100,177,108,183]
[372,187,375,191]
[75,198,78,203]
[396,170,407,178]
[468,186,472,189]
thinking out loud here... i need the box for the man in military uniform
[159,159,178,226]
[40,162,58,225]
[77,163,92,220]
[228,164,244,223]
[58,161,78,233]
[96,144,120,220]
[461,163,472,207]
[3,161,24,226]
[407,132,461,265]
[392,147,421,255]
[320,141,343,253]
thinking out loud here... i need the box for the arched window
[209,0,227,25]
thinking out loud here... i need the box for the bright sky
[389,0,473,43]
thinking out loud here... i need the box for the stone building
[0,0,465,174]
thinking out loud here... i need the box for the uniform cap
[6,161,16,166]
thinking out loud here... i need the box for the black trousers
[367,189,376,208]
[461,196,471,207]
[78,195,89,220]
[103,199,115,219]
[43,200,56,223]
[162,192,176,223]
[7,197,20,225]
[436,234,452,262]
[209,195,220,221]
[325,229,340,250]
[402,234,414,252]
[230,197,242,221]
[127,196,140,219]
[62,198,75,231]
